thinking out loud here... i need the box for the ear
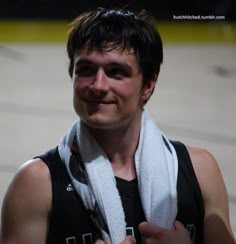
[140,74,157,103]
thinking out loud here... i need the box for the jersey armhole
[33,147,60,244]
[171,140,205,216]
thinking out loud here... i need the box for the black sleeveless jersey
[36,141,204,244]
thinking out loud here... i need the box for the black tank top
[36,141,204,244]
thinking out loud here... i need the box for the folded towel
[58,110,178,243]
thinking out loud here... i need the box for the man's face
[72,48,154,130]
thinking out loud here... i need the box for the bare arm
[0,159,52,244]
[187,146,236,244]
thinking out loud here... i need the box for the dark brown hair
[67,7,163,87]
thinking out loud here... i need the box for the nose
[90,68,109,95]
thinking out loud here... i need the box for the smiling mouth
[85,100,114,105]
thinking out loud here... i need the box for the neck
[87,113,142,180]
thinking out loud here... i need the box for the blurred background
[0,0,235,20]
[0,0,236,238]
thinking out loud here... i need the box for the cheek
[73,90,85,117]
[72,80,83,109]
[72,77,81,90]
[73,91,80,110]
[115,85,143,106]
[72,78,87,96]
[72,84,80,104]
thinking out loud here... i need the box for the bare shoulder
[186,146,222,186]
[0,158,52,243]
[186,145,235,243]
[186,145,218,170]
[185,145,226,205]
[3,158,52,212]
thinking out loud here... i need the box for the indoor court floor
[0,42,236,236]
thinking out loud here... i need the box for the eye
[106,67,129,79]
[75,65,96,77]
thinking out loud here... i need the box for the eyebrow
[74,58,133,72]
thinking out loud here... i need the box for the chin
[81,115,117,129]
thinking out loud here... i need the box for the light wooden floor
[0,43,235,236]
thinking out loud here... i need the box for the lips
[84,99,115,104]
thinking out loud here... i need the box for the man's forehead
[74,47,138,66]
[76,41,135,54]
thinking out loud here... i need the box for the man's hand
[95,235,136,244]
[139,220,192,244]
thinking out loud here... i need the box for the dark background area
[0,0,235,21]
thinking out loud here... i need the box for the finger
[121,235,136,243]
[174,220,186,230]
[144,237,159,244]
[138,221,165,238]
[94,239,105,244]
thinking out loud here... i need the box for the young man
[0,8,235,244]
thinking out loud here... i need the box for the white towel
[58,110,178,244]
